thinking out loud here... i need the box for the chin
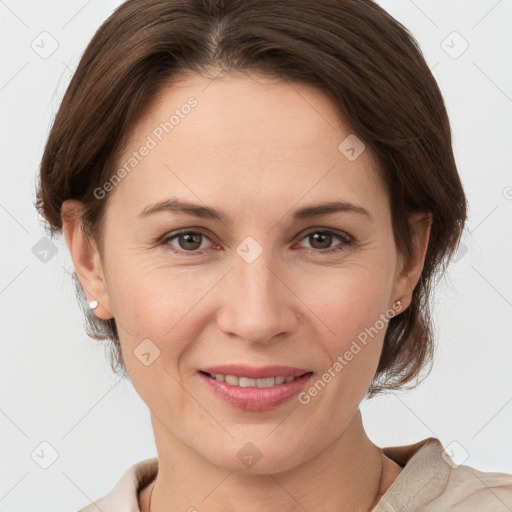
[204,439,309,475]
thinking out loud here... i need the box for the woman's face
[75,71,424,473]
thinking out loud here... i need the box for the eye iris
[179,233,202,250]
[309,232,332,249]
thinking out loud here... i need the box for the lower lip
[199,372,314,411]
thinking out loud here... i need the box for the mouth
[200,364,312,380]
[199,371,310,388]
[198,365,314,411]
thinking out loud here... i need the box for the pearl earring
[393,300,402,310]
[89,299,99,310]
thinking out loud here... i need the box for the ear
[61,199,113,320]
[391,212,432,310]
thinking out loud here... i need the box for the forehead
[109,71,386,217]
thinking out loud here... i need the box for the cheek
[109,262,202,408]
[298,259,394,338]
[107,259,221,364]
[295,259,395,395]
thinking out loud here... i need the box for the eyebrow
[137,197,373,223]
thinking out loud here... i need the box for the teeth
[224,374,238,385]
[209,373,297,387]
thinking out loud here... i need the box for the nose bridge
[217,245,297,343]
[238,254,278,305]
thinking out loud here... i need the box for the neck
[142,409,397,512]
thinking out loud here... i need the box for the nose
[216,252,299,345]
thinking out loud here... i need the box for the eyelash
[159,228,354,256]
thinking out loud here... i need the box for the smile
[198,368,314,411]
[206,373,297,387]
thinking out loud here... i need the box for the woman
[35,0,512,510]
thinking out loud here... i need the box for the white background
[1,1,511,510]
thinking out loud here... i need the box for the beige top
[78,437,512,511]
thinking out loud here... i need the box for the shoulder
[77,457,158,512]
[374,437,512,512]
[430,461,512,511]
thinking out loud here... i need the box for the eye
[160,227,353,256]
[296,229,353,253]
[162,230,215,254]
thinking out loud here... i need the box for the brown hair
[34,0,467,397]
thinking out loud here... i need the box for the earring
[89,299,99,310]
[393,300,402,311]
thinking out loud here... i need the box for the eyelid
[297,226,353,243]
[160,228,217,252]
[293,227,354,252]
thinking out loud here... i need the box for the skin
[62,70,431,512]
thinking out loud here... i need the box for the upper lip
[200,364,312,379]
